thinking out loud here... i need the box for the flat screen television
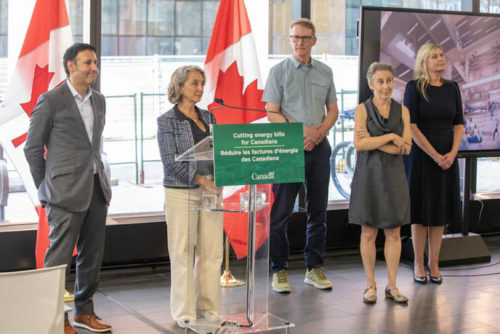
[359,6,500,157]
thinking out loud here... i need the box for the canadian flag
[204,0,270,259]
[0,0,74,268]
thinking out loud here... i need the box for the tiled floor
[67,235,500,334]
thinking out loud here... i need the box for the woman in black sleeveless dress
[349,62,412,303]
[404,43,464,285]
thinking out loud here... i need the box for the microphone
[214,98,289,122]
[208,104,223,136]
[214,98,267,113]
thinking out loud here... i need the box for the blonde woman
[349,62,411,304]
[404,43,465,284]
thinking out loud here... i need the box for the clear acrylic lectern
[174,136,294,333]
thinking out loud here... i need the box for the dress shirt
[67,79,97,172]
[262,55,337,127]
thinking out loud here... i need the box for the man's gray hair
[366,62,394,84]
[167,65,205,104]
[290,18,316,36]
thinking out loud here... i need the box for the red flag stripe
[19,0,69,58]
[35,205,76,268]
[11,133,27,148]
[34,205,48,268]
[204,0,252,64]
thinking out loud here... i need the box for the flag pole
[220,235,245,287]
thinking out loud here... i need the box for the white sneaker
[304,267,332,289]
[272,269,291,293]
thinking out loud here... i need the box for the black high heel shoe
[428,262,443,284]
[430,276,443,284]
[413,274,427,284]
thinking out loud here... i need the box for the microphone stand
[214,98,289,122]
[214,98,267,113]
[208,105,223,149]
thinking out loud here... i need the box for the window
[68,0,84,42]
[99,0,218,216]
[0,0,7,99]
[100,0,217,56]
[0,0,7,58]
[269,0,292,55]
[481,0,500,13]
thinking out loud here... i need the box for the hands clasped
[303,125,325,152]
[433,151,456,170]
[196,175,222,195]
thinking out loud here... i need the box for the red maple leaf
[21,64,55,117]
[12,65,55,148]
[208,61,266,124]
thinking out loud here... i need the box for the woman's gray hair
[366,62,394,84]
[167,65,205,104]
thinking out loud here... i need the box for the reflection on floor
[67,236,500,334]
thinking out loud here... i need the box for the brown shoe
[73,313,112,332]
[64,320,78,334]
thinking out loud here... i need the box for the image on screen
[360,8,500,154]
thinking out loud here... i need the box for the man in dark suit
[24,43,112,333]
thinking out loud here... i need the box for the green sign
[213,123,305,186]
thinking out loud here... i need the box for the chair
[0,264,66,334]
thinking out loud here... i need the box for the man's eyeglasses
[289,35,314,42]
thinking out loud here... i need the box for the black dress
[403,80,464,227]
[349,98,410,229]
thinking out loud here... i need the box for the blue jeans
[270,139,331,272]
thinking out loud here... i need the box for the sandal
[385,286,408,303]
[363,285,377,303]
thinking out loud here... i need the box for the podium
[175,135,294,333]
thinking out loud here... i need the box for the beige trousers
[164,186,223,322]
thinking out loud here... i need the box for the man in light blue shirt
[262,18,339,293]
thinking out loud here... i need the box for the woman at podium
[349,62,411,304]
[157,65,223,328]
